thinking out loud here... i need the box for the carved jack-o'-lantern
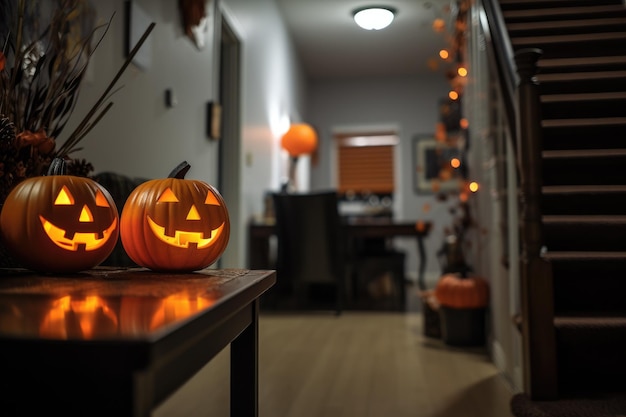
[120,161,230,272]
[0,158,119,273]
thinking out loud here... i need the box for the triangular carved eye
[54,186,74,205]
[205,191,220,206]
[95,190,110,207]
[186,205,201,220]
[157,188,179,203]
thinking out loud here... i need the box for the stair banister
[514,48,558,400]
[479,0,559,400]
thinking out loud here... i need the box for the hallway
[155,297,516,417]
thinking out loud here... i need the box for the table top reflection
[0,267,273,341]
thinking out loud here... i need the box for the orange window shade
[338,144,394,194]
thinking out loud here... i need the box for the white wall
[464,1,521,392]
[73,0,220,181]
[70,0,306,268]
[308,75,454,285]
[222,0,308,220]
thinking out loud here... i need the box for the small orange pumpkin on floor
[434,273,489,309]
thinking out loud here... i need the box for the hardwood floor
[154,301,515,417]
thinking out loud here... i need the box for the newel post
[515,48,558,400]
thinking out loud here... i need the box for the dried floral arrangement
[0,0,154,202]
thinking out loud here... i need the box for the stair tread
[542,117,626,128]
[542,148,626,158]
[512,31,626,46]
[541,91,626,102]
[555,315,626,327]
[539,55,626,68]
[503,4,626,18]
[543,214,626,223]
[543,185,626,194]
[544,251,626,260]
[537,70,626,82]
[508,17,626,31]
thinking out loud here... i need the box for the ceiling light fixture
[352,6,396,30]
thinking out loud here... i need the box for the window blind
[336,135,396,194]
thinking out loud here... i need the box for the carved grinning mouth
[39,216,118,251]
[147,216,225,249]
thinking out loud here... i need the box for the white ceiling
[275,0,456,80]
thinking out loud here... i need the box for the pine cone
[66,158,95,178]
[0,115,16,151]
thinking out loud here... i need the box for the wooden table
[0,267,276,417]
[248,219,431,289]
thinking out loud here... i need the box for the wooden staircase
[495,0,626,414]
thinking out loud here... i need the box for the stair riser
[551,258,626,312]
[542,124,626,150]
[541,99,626,119]
[512,39,626,59]
[557,329,626,395]
[543,158,626,186]
[544,223,626,251]
[542,194,626,215]
[508,20,626,38]
[538,77,626,95]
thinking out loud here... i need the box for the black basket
[439,306,486,346]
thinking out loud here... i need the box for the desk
[248,219,431,290]
[0,267,275,417]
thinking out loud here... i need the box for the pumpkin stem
[47,158,67,176]
[168,161,191,179]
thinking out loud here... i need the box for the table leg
[231,300,259,417]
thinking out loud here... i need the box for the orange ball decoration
[120,161,230,272]
[281,123,318,157]
[0,158,119,273]
[435,273,489,309]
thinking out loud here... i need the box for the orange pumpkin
[435,273,489,309]
[0,158,119,273]
[120,161,230,272]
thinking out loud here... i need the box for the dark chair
[269,191,347,315]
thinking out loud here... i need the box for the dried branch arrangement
[0,0,154,201]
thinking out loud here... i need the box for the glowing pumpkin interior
[41,185,118,252]
[147,187,226,249]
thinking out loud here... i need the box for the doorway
[216,10,242,268]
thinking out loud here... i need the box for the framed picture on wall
[413,135,464,194]
[125,1,153,70]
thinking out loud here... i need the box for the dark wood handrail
[479,0,518,141]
